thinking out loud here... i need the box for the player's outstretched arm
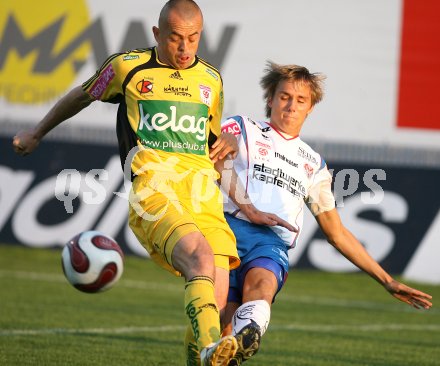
[315,208,432,310]
[13,86,94,156]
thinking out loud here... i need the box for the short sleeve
[305,164,336,216]
[221,115,246,145]
[82,54,124,102]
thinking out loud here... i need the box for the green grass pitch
[0,245,439,365]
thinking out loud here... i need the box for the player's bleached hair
[260,61,326,118]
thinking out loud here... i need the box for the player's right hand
[13,129,40,156]
[244,205,297,232]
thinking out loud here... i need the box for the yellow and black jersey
[82,47,224,178]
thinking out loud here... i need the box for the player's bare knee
[243,276,277,301]
[187,245,215,273]
[172,234,215,278]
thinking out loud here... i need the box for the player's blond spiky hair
[260,61,326,118]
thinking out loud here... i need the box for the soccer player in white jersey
[217,62,433,365]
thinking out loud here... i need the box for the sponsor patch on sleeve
[89,64,115,99]
[221,120,242,136]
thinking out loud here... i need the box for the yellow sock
[184,324,200,366]
[184,276,220,352]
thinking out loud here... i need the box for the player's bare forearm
[336,229,432,309]
[316,210,394,283]
[35,86,93,138]
[216,158,295,231]
[215,156,252,208]
[316,209,432,309]
[13,86,94,155]
[338,227,393,284]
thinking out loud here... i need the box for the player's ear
[152,26,160,42]
[306,105,314,116]
[268,97,273,109]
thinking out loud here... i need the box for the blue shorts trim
[228,257,288,303]
[225,213,289,303]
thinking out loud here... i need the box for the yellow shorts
[128,173,240,276]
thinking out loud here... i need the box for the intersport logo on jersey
[137,100,208,154]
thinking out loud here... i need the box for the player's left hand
[209,133,238,163]
[384,280,432,310]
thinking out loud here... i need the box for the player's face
[153,10,203,70]
[268,79,314,134]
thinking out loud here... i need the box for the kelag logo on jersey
[137,100,208,154]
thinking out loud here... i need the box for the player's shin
[184,276,221,351]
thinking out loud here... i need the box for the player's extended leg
[228,267,278,365]
[185,259,235,366]
[173,232,237,366]
[128,176,239,365]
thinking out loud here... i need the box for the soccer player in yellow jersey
[13,1,246,365]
